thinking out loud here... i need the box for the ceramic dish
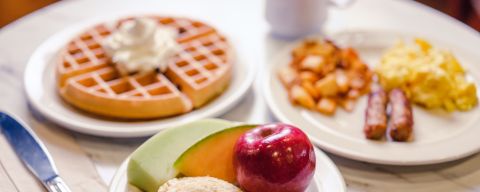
[24,14,254,137]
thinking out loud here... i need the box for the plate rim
[108,148,346,192]
[23,13,256,137]
[263,30,480,165]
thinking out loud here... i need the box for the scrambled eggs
[376,38,477,111]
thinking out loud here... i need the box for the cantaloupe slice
[174,125,256,183]
[127,119,236,192]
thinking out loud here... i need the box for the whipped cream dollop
[103,18,180,75]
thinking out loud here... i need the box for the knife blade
[0,112,72,192]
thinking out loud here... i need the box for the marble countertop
[1,0,480,191]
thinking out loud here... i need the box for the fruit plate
[24,13,255,137]
[109,148,346,192]
[264,30,480,165]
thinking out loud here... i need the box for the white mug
[266,0,353,39]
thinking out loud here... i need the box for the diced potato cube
[290,85,316,109]
[335,70,349,93]
[320,61,337,76]
[289,56,304,69]
[342,47,359,62]
[317,98,336,115]
[347,89,360,99]
[301,81,319,99]
[292,42,311,58]
[315,74,338,96]
[300,55,325,73]
[350,61,368,71]
[299,71,319,83]
[339,99,356,112]
[350,75,366,90]
[278,67,298,88]
[310,41,336,56]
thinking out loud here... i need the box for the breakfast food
[158,177,242,192]
[278,39,373,115]
[174,125,256,183]
[387,88,414,141]
[363,86,388,140]
[57,16,232,119]
[376,38,477,111]
[234,124,316,192]
[128,119,235,192]
[128,120,316,192]
[364,87,413,141]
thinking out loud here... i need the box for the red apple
[234,123,316,192]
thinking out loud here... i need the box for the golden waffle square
[57,16,233,119]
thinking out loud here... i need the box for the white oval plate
[109,148,345,192]
[264,30,480,165]
[24,14,254,137]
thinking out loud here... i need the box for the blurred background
[0,0,480,31]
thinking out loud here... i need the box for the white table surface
[1,0,480,191]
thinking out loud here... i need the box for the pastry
[56,16,232,119]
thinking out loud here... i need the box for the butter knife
[0,112,72,192]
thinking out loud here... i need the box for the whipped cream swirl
[103,18,180,75]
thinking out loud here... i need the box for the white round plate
[109,148,346,192]
[24,13,254,137]
[264,30,480,165]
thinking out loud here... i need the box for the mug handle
[329,0,355,8]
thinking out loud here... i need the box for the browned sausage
[388,88,414,141]
[364,86,388,140]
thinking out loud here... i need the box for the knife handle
[45,177,72,192]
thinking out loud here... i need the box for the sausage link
[364,87,388,140]
[388,88,414,141]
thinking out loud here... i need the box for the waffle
[57,16,233,119]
